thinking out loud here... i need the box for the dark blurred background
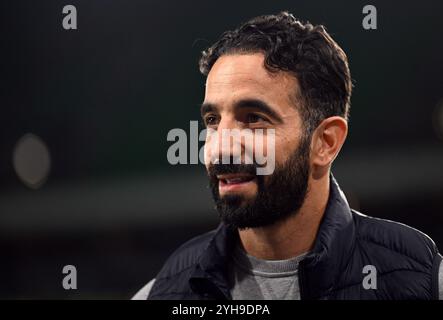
[1,0,442,299]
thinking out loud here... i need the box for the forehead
[204,53,299,111]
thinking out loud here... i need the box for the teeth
[226,178,247,184]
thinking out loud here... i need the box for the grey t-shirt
[228,243,307,300]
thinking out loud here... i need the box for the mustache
[207,163,258,179]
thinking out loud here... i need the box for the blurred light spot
[432,99,443,140]
[13,133,51,189]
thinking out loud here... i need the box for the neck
[238,171,329,260]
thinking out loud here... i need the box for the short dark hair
[199,11,352,135]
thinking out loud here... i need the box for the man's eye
[247,113,266,123]
[204,115,218,126]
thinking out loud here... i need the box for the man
[133,12,443,300]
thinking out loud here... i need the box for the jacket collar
[298,175,355,299]
[189,174,355,300]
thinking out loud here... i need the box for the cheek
[203,129,219,165]
[274,132,290,160]
[203,141,212,166]
[273,131,300,165]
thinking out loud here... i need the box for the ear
[310,116,348,167]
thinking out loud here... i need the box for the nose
[205,116,244,165]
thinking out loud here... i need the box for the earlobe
[311,117,348,167]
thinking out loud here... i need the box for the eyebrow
[200,98,283,123]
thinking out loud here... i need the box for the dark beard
[207,136,311,230]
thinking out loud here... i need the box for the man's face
[201,53,311,229]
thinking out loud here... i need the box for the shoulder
[133,228,218,300]
[333,210,442,299]
[131,278,156,300]
[154,228,217,280]
[352,209,439,268]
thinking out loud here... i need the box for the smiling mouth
[216,173,255,185]
[216,174,257,194]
